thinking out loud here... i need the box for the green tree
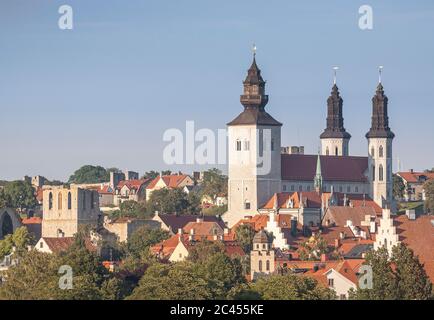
[0,181,37,210]
[235,224,255,253]
[125,225,169,259]
[200,168,227,203]
[147,188,190,214]
[297,233,331,261]
[393,174,405,200]
[142,171,159,180]
[187,241,226,263]
[249,273,335,300]
[112,200,149,219]
[127,262,212,300]
[391,243,432,299]
[424,179,434,214]
[68,165,109,184]
[0,226,34,259]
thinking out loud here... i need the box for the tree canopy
[68,165,113,184]
[200,168,227,201]
[0,181,37,210]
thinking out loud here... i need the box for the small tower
[366,68,395,209]
[250,230,275,280]
[320,68,351,156]
[314,153,323,193]
[224,48,282,227]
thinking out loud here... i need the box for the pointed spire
[320,67,351,140]
[366,68,395,139]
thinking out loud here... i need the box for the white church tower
[224,51,282,227]
[366,69,395,209]
[320,68,351,156]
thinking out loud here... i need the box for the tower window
[271,139,275,151]
[379,146,384,158]
[283,185,287,191]
[372,165,375,181]
[245,201,251,210]
[379,165,384,181]
[244,140,250,151]
[48,192,53,210]
[335,147,338,156]
[259,260,263,272]
[236,140,241,151]
[266,260,270,271]
[67,192,72,210]
[326,147,329,156]
[58,192,63,210]
[371,147,375,157]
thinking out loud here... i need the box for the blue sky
[1,0,433,181]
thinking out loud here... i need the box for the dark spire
[320,83,351,139]
[228,52,281,126]
[366,82,395,139]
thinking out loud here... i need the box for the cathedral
[224,54,394,227]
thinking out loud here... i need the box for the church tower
[366,69,394,209]
[224,51,282,227]
[320,71,351,156]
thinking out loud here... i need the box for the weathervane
[378,65,384,83]
[333,66,339,85]
[252,43,257,58]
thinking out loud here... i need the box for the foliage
[200,168,227,202]
[235,224,255,253]
[124,225,169,259]
[351,245,432,300]
[424,179,434,214]
[249,274,336,300]
[111,200,150,219]
[0,226,34,259]
[202,205,227,216]
[141,171,159,180]
[393,174,405,199]
[147,188,192,214]
[68,165,110,184]
[0,181,37,210]
[187,241,225,263]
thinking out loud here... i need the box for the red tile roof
[41,237,97,254]
[262,192,322,209]
[231,214,269,232]
[325,206,377,227]
[117,179,150,191]
[398,171,434,183]
[281,154,368,182]
[146,174,191,190]
[21,217,42,224]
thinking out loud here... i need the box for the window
[283,185,287,191]
[339,186,343,193]
[291,185,295,191]
[266,260,270,271]
[83,192,86,210]
[259,260,263,272]
[335,147,338,156]
[379,145,384,158]
[307,186,311,191]
[262,244,266,249]
[57,192,62,210]
[271,139,275,151]
[372,165,375,181]
[236,140,242,151]
[40,242,43,248]
[245,202,251,210]
[347,186,351,193]
[355,186,359,193]
[298,185,302,191]
[48,192,53,210]
[371,147,375,157]
[243,140,250,151]
[326,147,329,156]
[328,278,334,287]
[379,165,384,181]
[259,130,263,157]
[67,192,72,210]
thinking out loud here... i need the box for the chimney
[224,227,229,235]
[190,228,195,235]
[410,169,414,173]
[339,232,345,240]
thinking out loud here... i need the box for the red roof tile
[398,172,434,183]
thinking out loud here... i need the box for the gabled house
[146,174,194,201]
[114,178,151,205]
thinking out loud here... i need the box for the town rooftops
[38,237,97,254]
[397,171,434,183]
[281,154,368,182]
[117,179,151,191]
[146,174,191,189]
[261,192,322,210]
[155,213,226,233]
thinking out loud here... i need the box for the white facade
[321,138,350,157]
[368,138,393,209]
[226,125,281,227]
[374,208,400,256]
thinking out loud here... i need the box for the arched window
[243,140,250,151]
[266,260,270,271]
[48,192,53,210]
[57,192,62,210]
[335,147,338,156]
[371,147,375,157]
[67,192,72,210]
[259,260,263,272]
[379,146,384,158]
[379,165,384,181]
[326,147,329,156]
[236,140,241,151]
[372,165,375,181]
